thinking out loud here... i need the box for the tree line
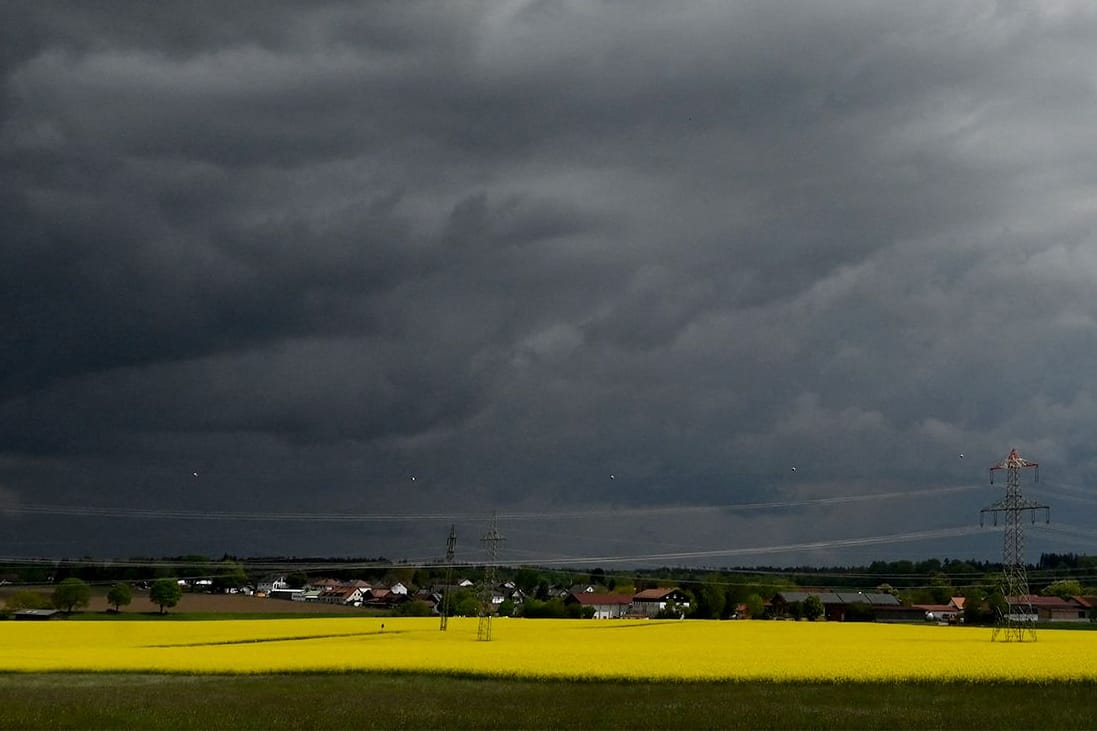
[2,577,183,617]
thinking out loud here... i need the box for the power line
[494,525,990,567]
[5,484,981,523]
[0,525,997,571]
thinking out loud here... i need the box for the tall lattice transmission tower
[439,524,457,632]
[979,448,1050,642]
[477,513,504,642]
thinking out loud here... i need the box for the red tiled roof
[570,592,633,606]
[634,588,679,601]
[1010,595,1084,609]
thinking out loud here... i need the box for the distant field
[4,616,1097,680]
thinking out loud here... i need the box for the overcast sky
[3,1,1097,568]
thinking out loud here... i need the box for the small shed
[14,609,62,620]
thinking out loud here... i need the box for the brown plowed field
[101,591,375,614]
[3,587,383,615]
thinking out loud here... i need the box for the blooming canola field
[3,617,1096,681]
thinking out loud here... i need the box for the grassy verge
[0,673,1094,729]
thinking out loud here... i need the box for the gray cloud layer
[3,1,1097,564]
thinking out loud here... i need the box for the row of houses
[258,577,412,607]
[768,591,1097,623]
[563,587,693,619]
[255,575,693,617]
[253,574,1097,624]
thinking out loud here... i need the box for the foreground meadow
[2,673,1097,730]
[4,617,1097,681]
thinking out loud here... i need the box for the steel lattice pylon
[439,524,457,632]
[477,513,504,642]
[980,448,1050,642]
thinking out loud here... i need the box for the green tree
[285,571,309,589]
[962,589,993,626]
[52,577,92,613]
[497,598,516,617]
[742,593,765,619]
[692,574,727,619]
[1041,579,1084,599]
[928,572,954,604]
[450,591,480,617]
[212,561,248,592]
[107,583,134,612]
[150,578,183,614]
[802,594,824,621]
[589,567,606,587]
[986,589,1007,622]
[514,568,541,594]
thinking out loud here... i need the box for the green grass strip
[0,673,1095,729]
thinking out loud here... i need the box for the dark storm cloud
[3,1,1097,562]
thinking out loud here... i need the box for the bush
[802,595,825,621]
[656,602,686,619]
[520,598,568,618]
[391,600,433,617]
[5,590,53,611]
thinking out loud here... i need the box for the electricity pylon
[439,524,457,631]
[477,513,504,642]
[980,448,1050,642]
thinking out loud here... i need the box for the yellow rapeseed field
[2,617,1095,681]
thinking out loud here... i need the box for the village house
[364,587,392,607]
[632,587,691,617]
[564,591,633,619]
[319,586,365,605]
[914,596,966,623]
[256,576,287,595]
[1016,594,1092,622]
